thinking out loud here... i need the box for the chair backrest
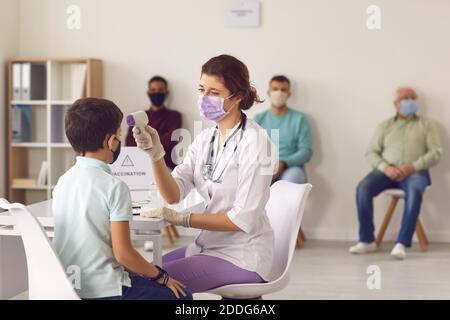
[266,181,312,281]
[0,198,79,300]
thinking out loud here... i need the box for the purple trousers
[162,247,265,293]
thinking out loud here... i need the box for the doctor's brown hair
[201,54,263,110]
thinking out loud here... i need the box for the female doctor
[133,55,277,293]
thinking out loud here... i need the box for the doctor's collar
[214,111,247,131]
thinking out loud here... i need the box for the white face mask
[269,90,289,108]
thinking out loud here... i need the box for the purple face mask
[198,94,234,122]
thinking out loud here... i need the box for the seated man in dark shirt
[125,76,182,169]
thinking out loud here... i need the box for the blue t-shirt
[254,108,313,167]
[53,156,133,299]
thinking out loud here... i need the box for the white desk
[0,190,204,299]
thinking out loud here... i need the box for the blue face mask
[399,99,418,116]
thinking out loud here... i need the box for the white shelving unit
[7,58,103,204]
[10,100,47,105]
[11,185,54,191]
[11,142,48,148]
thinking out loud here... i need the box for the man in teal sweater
[255,75,313,184]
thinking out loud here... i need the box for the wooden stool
[376,189,429,251]
[296,227,306,248]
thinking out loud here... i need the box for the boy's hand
[142,207,191,227]
[158,276,187,299]
[133,125,166,162]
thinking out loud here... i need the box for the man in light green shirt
[350,87,443,260]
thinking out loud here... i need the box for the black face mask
[109,140,121,164]
[148,92,166,107]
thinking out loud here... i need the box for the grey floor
[12,237,450,300]
[137,237,450,300]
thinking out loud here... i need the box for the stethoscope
[201,112,247,183]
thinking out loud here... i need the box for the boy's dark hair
[270,75,290,86]
[148,75,168,87]
[65,98,123,154]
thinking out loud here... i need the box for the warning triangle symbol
[121,155,134,167]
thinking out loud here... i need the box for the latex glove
[141,207,191,228]
[132,125,166,162]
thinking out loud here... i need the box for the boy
[53,98,191,300]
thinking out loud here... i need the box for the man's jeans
[280,166,308,184]
[356,170,430,247]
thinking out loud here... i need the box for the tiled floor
[12,237,450,300]
[138,237,450,300]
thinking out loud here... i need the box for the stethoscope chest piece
[201,163,214,181]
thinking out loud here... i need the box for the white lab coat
[172,118,277,280]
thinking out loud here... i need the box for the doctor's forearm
[151,158,180,204]
[189,212,243,232]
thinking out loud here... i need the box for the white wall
[0,0,19,198]
[17,0,450,241]
[0,0,27,301]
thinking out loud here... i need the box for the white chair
[0,198,80,300]
[376,189,429,251]
[206,181,312,299]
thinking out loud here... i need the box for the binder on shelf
[21,63,31,100]
[12,63,22,100]
[13,63,47,101]
[60,63,87,101]
[51,105,64,143]
[30,64,47,100]
[12,105,31,142]
[71,63,87,100]
[63,105,70,143]
[12,105,21,142]
[37,161,49,186]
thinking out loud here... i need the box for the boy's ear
[106,134,116,150]
[105,127,121,150]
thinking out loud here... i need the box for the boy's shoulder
[56,161,129,191]
[87,165,131,194]
[108,174,131,194]
[55,165,77,184]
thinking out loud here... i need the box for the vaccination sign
[109,147,155,190]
